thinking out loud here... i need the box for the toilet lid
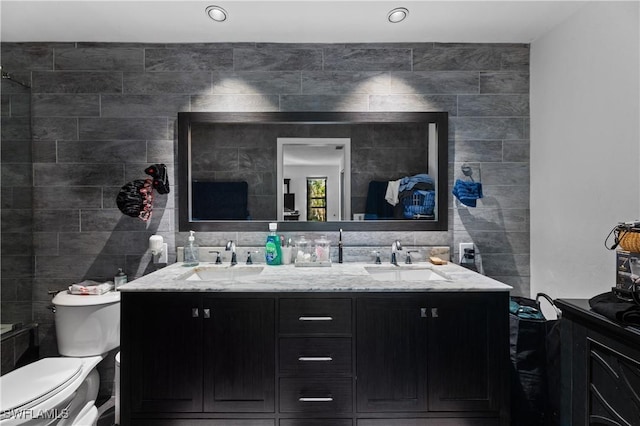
[52,289,120,306]
[0,358,83,413]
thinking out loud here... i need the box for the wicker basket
[618,229,640,252]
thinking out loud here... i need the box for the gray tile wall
[1,74,33,328]
[0,43,530,370]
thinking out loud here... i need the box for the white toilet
[0,291,120,426]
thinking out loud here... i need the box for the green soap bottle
[265,222,282,265]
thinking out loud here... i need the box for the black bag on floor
[509,293,561,426]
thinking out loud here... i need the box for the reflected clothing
[385,179,401,206]
[399,174,435,192]
[365,181,403,219]
[388,174,435,206]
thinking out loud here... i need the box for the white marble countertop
[118,261,512,293]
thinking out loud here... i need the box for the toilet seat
[0,358,83,415]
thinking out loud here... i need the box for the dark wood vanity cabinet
[356,297,428,412]
[121,291,509,426]
[202,296,275,413]
[427,293,506,413]
[121,293,275,423]
[356,293,508,422]
[124,293,203,414]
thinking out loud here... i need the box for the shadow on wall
[457,196,528,297]
[84,195,170,281]
[46,195,171,398]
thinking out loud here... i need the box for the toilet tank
[52,291,121,357]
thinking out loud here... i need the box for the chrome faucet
[391,240,403,266]
[225,240,237,266]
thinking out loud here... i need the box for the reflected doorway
[307,177,327,222]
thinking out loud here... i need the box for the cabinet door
[356,297,428,412]
[124,293,203,413]
[427,293,507,412]
[203,297,275,412]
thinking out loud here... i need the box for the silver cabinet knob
[192,308,199,318]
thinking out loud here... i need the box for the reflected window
[307,177,327,222]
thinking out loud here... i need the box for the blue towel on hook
[452,179,483,207]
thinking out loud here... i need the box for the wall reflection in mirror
[178,112,448,232]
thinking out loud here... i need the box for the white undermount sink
[364,266,450,282]
[178,266,264,281]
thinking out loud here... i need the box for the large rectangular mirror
[178,112,448,232]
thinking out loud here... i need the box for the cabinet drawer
[131,421,274,426]
[280,299,351,335]
[357,420,499,426]
[279,377,353,413]
[280,337,352,376]
[281,420,352,426]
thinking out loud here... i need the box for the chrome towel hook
[461,163,475,182]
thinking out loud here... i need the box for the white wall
[530,1,640,299]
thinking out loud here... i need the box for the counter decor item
[294,235,332,267]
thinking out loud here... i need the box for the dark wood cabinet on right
[356,293,509,424]
[556,299,640,426]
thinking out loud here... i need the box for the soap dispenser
[114,268,127,289]
[183,230,199,267]
[265,222,282,265]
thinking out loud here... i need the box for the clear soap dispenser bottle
[183,230,199,267]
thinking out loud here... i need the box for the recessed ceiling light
[206,5,228,22]
[387,7,409,23]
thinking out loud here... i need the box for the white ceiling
[0,0,589,44]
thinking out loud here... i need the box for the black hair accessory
[116,178,154,222]
[144,163,170,194]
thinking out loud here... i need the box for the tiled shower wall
[0,42,530,357]
[1,75,33,328]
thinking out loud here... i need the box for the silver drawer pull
[299,397,333,402]
[298,356,333,362]
[298,316,333,321]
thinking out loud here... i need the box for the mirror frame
[178,111,448,232]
